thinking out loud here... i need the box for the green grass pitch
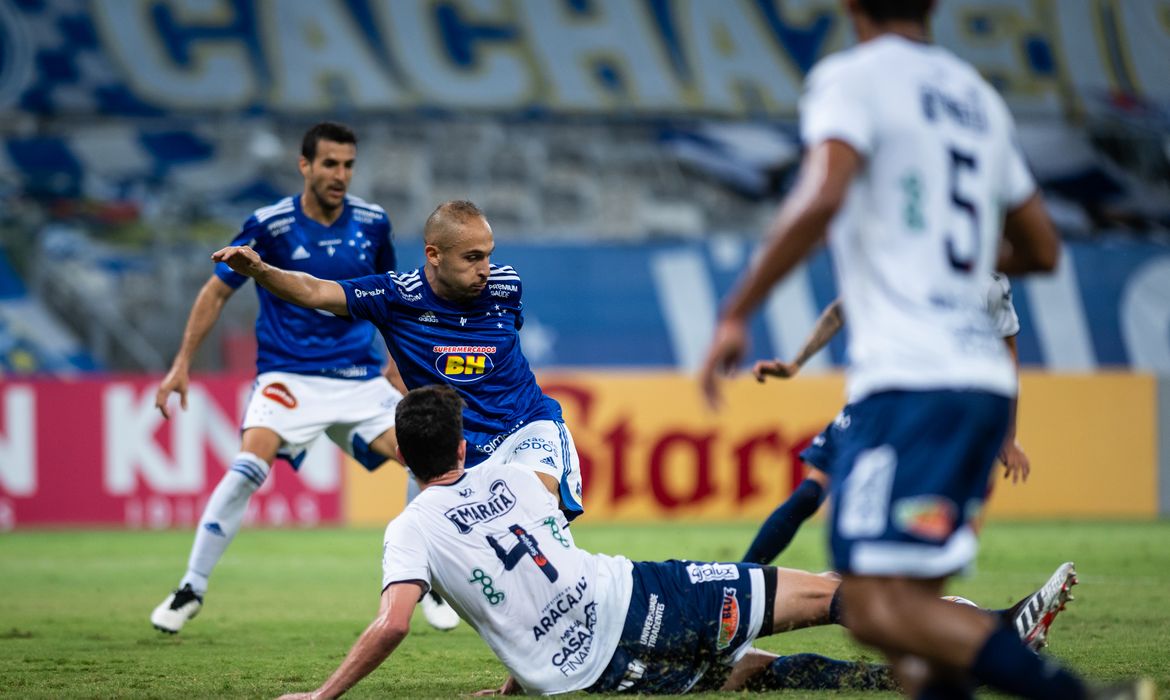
[1,521,1167,698]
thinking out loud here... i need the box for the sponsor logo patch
[716,587,740,650]
[354,287,385,299]
[444,479,516,534]
[261,382,297,409]
[893,496,957,541]
[433,345,497,383]
[638,593,665,648]
[686,562,740,584]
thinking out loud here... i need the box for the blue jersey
[215,194,396,379]
[340,264,562,466]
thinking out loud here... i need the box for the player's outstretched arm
[999,334,1031,483]
[277,582,421,700]
[753,299,845,382]
[155,275,235,419]
[211,245,349,316]
[701,141,860,407]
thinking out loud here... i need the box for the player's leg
[742,466,829,564]
[728,648,897,692]
[151,425,281,633]
[830,390,1091,698]
[490,421,584,519]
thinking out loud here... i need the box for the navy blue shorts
[588,561,776,694]
[799,404,854,473]
[827,390,1010,577]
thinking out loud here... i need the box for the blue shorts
[827,390,1010,577]
[799,404,854,473]
[588,561,776,694]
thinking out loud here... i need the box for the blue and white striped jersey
[216,194,396,379]
[340,264,562,467]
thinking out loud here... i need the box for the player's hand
[699,317,748,409]
[211,245,264,277]
[1000,440,1031,484]
[752,359,800,382]
[154,365,190,420]
[473,676,520,696]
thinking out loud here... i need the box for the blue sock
[746,653,896,691]
[742,478,826,564]
[970,626,1087,700]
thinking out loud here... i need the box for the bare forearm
[790,299,844,368]
[312,620,406,699]
[252,264,348,316]
[172,280,230,368]
[1004,335,1020,441]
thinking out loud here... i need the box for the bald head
[424,200,488,250]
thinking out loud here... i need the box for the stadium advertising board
[2,0,1166,120]
[0,377,341,530]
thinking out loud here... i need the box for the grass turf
[0,521,1167,698]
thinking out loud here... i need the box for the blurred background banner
[0,376,342,529]
[1,0,1167,120]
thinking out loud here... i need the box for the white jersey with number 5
[381,462,633,695]
[801,35,1037,401]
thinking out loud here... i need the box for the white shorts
[242,371,402,471]
[478,420,584,518]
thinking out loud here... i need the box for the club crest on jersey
[716,588,740,650]
[445,479,516,534]
[260,382,297,409]
[434,345,496,383]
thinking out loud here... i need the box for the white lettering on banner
[1025,255,1097,371]
[0,386,35,496]
[1121,257,1170,374]
[650,250,717,371]
[261,0,405,110]
[104,383,238,495]
[518,0,683,110]
[678,0,802,113]
[90,0,255,109]
[376,0,532,107]
[1113,3,1170,100]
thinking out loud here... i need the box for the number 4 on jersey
[488,524,559,583]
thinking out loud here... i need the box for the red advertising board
[0,376,341,530]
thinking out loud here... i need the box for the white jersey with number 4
[382,462,633,695]
[801,35,1037,401]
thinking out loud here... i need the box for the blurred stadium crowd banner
[0,0,1166,120]
[0,372,1165,530]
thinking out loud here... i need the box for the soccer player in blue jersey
[210,200,584,520]
[150,123,461,634]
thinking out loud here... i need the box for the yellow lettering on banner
[675,0,804,116]
[464,355,487,374]
[931,0,1063,119]
[516,0,684,111]
[260,0,406,111]
[90,0,255,109]
[374,0,533,108]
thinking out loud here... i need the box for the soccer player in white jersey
[700,2,1149,698]
[151,123,459,634]
[745,273,1030,567]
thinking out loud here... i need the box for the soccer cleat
[420,590,460,631]
[1087,678,1156,700]
[1009,561,1077,651]
[151,584,203,634]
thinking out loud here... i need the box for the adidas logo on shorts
[419,311,439,323]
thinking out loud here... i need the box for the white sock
[179,452,269,595]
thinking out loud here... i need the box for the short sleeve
[382,512,430,592]
[338,273,396,325]
[986,274,1021,338]
[799,57,875,156]
[215,216,266,289]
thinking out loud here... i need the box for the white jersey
[985,273,1020,339]
[801,35,1036,401]
[381,462,633,695]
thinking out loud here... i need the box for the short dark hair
[857,0,932,22]
[395,385,465,482]
[301,121,357,161]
